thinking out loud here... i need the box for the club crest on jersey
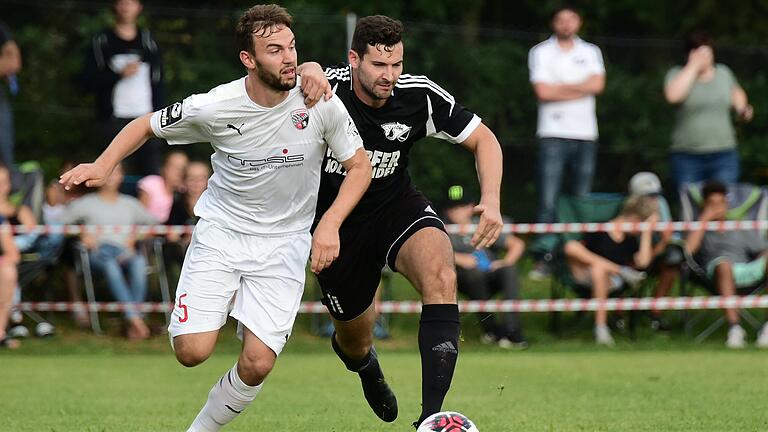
[381,122,411,142]
[291,108,310,130]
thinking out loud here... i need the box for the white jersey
[528,36,605,140]
[150,76,362,235]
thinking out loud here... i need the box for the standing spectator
[83,0,164,176]
[138,150,188,222]
[61,164,157,340]
[0,214,19,349]
[564,196,656,345]
[685,181,767,348]
[444,186,528,349]
[664,31,753,192]
[528,6,606,279]
[0,21,21,172]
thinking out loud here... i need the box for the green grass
[2,327,767,432]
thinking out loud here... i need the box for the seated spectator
[0,163,36,233]
[685,181,768,348]
[444,187,528,349]
[628,172,680,331]
[164,161,209,283]
[138,150,188,222]
[0,216,19,348]
[61,164,157,340]
[564,195,656,345]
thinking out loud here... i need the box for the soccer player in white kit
[59,5,371,431]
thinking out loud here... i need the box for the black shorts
[314,189,445,321]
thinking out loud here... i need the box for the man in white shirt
[60,5,371,432]
[527,6,606,278]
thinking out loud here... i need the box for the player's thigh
[395,227,457,303]
[233,232,311,357]
[168,221,241,341]
[316,221,382,322]
[173,330,220,365]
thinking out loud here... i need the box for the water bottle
[472,250,492,272]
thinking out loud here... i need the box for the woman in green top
[664,31,753,192]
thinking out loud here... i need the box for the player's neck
[245,74,289,108]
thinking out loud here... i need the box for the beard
[256,62,296,92]
[357,73,392,101]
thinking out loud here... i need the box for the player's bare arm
[311,147,371,274]
[458,122,503,249]
[59,114,154,189]
[297,61,333,107]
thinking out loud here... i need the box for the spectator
[138,151,188,222]
[664,31,753,192]
[164,161,209,275]
[444,186,528,349]
[564,196,656,345]
[83,0,164,175]
[0,21,21,178]
[628,172,680,331]
[528,6,606,280]
[0,215,19,349]
[61,164,157,340]
[685,181,768,348]
[0,163,36,233]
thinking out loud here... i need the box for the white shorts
[168,219,311,356]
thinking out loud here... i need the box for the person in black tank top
[306,16,505,427]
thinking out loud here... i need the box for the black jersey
[316,64,480,221]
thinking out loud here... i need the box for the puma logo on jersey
[381,122,411,142]
[227,123,244,135]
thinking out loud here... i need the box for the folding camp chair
[678,182,768,342]
[547,193,643,336]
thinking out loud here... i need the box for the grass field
[1,324,767,432]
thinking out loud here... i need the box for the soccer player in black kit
[310,15,504,427]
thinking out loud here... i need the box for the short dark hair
[550,6,581,22]
[236,4,293,55]
[702,180,727,200]
[351,15,403,59]
[685,30,714,53]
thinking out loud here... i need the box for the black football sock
[331,332,382,379]
[417,304,460,423]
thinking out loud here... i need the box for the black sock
[331,332,384,382]
[418,304,460,423]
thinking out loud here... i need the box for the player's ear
[239,50,256,70]
[348,49,360,68]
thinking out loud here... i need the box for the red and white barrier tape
[15,295,768,314]
[4,220,767,235]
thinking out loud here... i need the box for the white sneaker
[726,325,746,349]
[595,325,615,346]
[756,323,768,348]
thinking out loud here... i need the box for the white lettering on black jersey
[317,64,482,221]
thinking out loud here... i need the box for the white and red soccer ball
[417,411,479,432]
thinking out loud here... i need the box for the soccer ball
[417,411,479,432]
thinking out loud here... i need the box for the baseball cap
[629,172,662,196]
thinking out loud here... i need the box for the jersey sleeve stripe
[395,77,456,106]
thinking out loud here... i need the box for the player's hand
[310,218,340,274]
[471,202,503,249]
[298,62,333,108]
[59,162,113,190]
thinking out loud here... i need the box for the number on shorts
[177,293,189,323]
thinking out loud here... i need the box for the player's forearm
[94,114,155,170]
[472,126,503,208]
[321,149,371,227]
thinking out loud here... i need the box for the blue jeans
[670,150,740,193]
[537,137,597,224]
[89,243,148,319]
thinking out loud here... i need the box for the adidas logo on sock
[431,341,458,354]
